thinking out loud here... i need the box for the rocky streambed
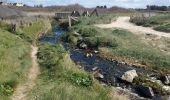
[39,28,170,100]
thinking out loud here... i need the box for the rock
[86,53,93,58]
[93,71,104,79]
[160,75,170,85]
[94,50,99,54]
[92,67,98,71]
[137,85,154,98]
[78,65,82,69]
[78,42,88,49]
[121,70,138,83]
[73,32,80,36]
[163,86,170,92]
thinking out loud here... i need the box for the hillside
[0,6,26,19]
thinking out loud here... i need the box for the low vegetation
[76,15,116,25]
[0,28,31,99]
[130,14,170,33]
[15,18,51,44]
[133,75,169,94]
[28,43,127,100]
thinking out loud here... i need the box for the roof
[90,8,111,16]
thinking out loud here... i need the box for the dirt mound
[0,6,26,19]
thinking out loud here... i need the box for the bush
[70,73,93,87]
[154,24,170,33]
[0,80,17,96]
[97,37,118,48]
[78,27,97,37]
[83,37,99,48]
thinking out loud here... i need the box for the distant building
[82,11,90,17]
[13,3,24,7]
[0,2,7,5]
[90,8,110,16]
[71,11,80,17]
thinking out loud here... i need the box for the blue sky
[9,0,170,8]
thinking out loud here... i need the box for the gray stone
[92,67,98,71]
[94,50,99,54]
[137,85,154,98]
[79,42,88,49]
[86,53,93,58]
[160,75,170,85]
[73,32,80,36]
[93,71,104,79]
[121,70,138,83]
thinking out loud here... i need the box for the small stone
[94,50,99,54]
[86,53,93,57]
[78,42,88,49]
[73,32,80,36]
[93,71,104,79]
[92,67,98,71]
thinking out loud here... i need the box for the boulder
[93,71,104,79]
[160,75,170,85]
[78,42,88,49]
[121,70,138,83]
[137,85,154,98]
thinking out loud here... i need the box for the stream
[39,28,169,100]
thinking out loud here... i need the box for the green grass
[75,15,116,26]
[130,14,170,32]
[16,19,51,44]
[28,43,126,100]
[0,28,31,99]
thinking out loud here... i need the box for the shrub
[83,37,99,48]
[78,27,97,37]
[98,37,118,48]
[70,73,92,87]
[0,80,17,96]
[154,24,170,33]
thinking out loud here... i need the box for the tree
[104,5,107,9]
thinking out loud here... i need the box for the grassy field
[28,43,128,100]
[0,28,31,99]
[130,14,170,33]
[63,16,170,73]
[15,19,51,44]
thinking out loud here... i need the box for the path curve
[12,46,40,100]
[96,17,170,38]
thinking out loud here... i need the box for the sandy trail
[95,17,170,38]
[12,46,39,100]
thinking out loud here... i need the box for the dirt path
[95,16,170,38]
[12,46,40,100]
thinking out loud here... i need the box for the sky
[8,0,170,8]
